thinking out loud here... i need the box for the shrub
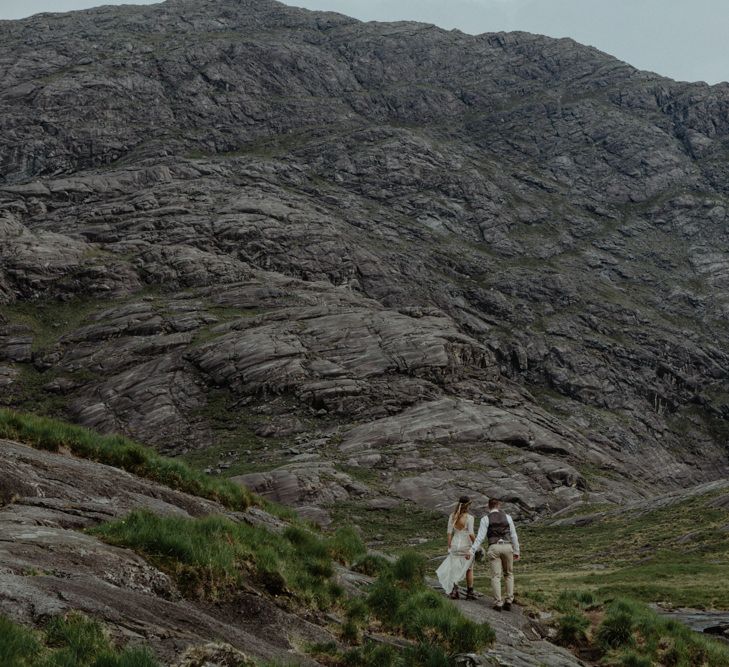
[556,611,590,646]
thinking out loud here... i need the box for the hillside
[1,412,728,666]
[1,0,729,529]
[1,413,589,666]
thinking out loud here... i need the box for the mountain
[1,0,729,527]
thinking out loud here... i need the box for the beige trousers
[488,542,514,605]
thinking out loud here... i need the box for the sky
[0,0,726,85]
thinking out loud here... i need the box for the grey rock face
[1,0,729,523]
[454,598,586,666]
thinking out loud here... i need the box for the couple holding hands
[436,496,521,611]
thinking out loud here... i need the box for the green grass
[1,297,116,352]
[555,611,591,647]
[306,552,494,666]
[327,501,444,555]
[90,508,491,666]
[555,595,729,666]
[0,409,255,511]
[180,440,281,477]
[339,641,450,667]
[0,612,159,667]
[0,365,72,417]
[180,389,295,477]
[327,526,367,565]
[91,511,360,609]
[333,480,729,614]
[514,487,729,609]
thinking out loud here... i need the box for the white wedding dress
[436,513,474,595]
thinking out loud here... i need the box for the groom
[465,498,521,611]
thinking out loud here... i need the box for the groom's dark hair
[488,498,501,509]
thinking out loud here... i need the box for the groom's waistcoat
[486,510,511,545]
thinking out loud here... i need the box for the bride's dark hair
[452,495,471,526]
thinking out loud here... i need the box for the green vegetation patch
[511,487,729,609]
[180,388,297,477]
[0,409,254,511]
[1,365,72,417]
[91,510,362,609]
[307,552,494,666]
[1,297,109,352]
[328,501,444,555]
[0,611,159,667]
[553,593,729,666]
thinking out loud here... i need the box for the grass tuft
[391,552,426,587]
[576,595,729,666]
[341,642,399,667]
[366,553,494,656]
[0,615,42,666]
[351,554,391,577]
[555,611,590,647]
[327,527,366,566]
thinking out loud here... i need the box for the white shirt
[470,509,520,556]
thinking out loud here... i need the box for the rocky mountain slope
[1,0,729,523]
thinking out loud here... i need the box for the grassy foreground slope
[0,408,255,511]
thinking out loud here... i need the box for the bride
[436,495,476,600]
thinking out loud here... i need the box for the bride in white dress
[436,496,476,599]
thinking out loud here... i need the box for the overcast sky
[1,0,726,85]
